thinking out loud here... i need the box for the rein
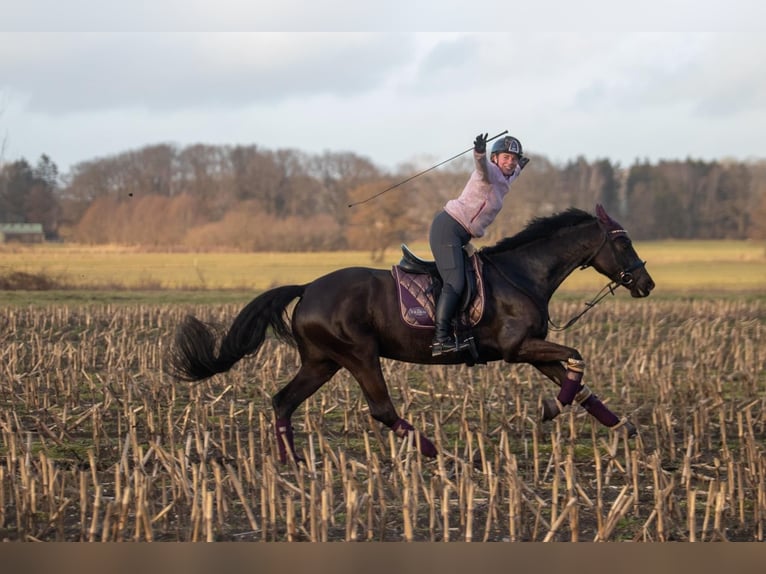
[547,280,618,331]
[547,232,615,332]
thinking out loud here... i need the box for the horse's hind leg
[343,357,438,458]
[533,360,635,436]
[271,359,340,463]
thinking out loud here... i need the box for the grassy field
[0,240,764,304]
[0,241,764,542]
[1,299,764,541]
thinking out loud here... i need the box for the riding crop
[347,130,509,208]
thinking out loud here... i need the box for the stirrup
[431,336,471,357]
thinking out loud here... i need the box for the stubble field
[1,296,764,542]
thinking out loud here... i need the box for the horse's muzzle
[619,259,654,298]
[629,273,655,297]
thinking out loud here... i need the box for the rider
[429,132,530,356]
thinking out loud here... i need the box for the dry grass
[0,298,764,541]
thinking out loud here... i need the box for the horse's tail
[167,284,305,381]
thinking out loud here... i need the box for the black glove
[519,156,530,170]
[473,133,488,153]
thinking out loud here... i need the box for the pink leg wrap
[580,395,620,427]
[275,418,298,464]
[557,368,583,406]
[392,418,438,458]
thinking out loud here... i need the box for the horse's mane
[480,208,595,255]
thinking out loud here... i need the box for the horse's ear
[595,204,608,223]
[595,204,624,231]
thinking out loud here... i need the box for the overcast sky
[2,2,765,176]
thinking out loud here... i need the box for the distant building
[0,223,45,244]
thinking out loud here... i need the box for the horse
[168,204,655,464]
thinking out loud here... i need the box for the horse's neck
[494,224,602,299]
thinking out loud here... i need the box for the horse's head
[589,205,655,297]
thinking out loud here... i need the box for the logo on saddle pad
[391,255,485,329]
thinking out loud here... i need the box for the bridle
[548,226,646,331]
[578,227,647,288]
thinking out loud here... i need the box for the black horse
[168,205,654,463]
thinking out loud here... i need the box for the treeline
[2,143,765,255]
[0,155,61,239]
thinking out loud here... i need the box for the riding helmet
[491,136,523,156]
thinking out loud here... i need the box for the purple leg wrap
[275,417,297,464]
[392,418,438,458]
[580,395,620,427]
[557,369,583,406]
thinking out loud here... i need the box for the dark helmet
[491,136,523,157]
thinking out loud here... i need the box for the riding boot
[431,286,470,356]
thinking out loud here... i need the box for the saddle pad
[392,256,485,329]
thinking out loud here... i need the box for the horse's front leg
[532,361,634,436]
[513,339,636,436]
[511,338,587,410]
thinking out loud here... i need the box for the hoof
[541,398,561,422]
[393,418,438,458]
[275,418,303,465]
[612,419,637,438]
[418,435,438,458]
[277,449,307,466]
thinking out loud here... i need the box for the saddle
[392,244,485,330]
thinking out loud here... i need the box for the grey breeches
[429,210,471,295]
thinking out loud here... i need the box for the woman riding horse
[429,133,530,356]
[168,205,655,463]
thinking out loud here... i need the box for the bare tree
[56,141,766,248]
[347,178,420,262]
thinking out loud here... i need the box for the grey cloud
[567,33,766,119]
[0,33,415,114]
[681,36,766,116]
[419,36,481,76]
[401,36,485,97]
[2,1,378,32]
[7,0,764,33]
